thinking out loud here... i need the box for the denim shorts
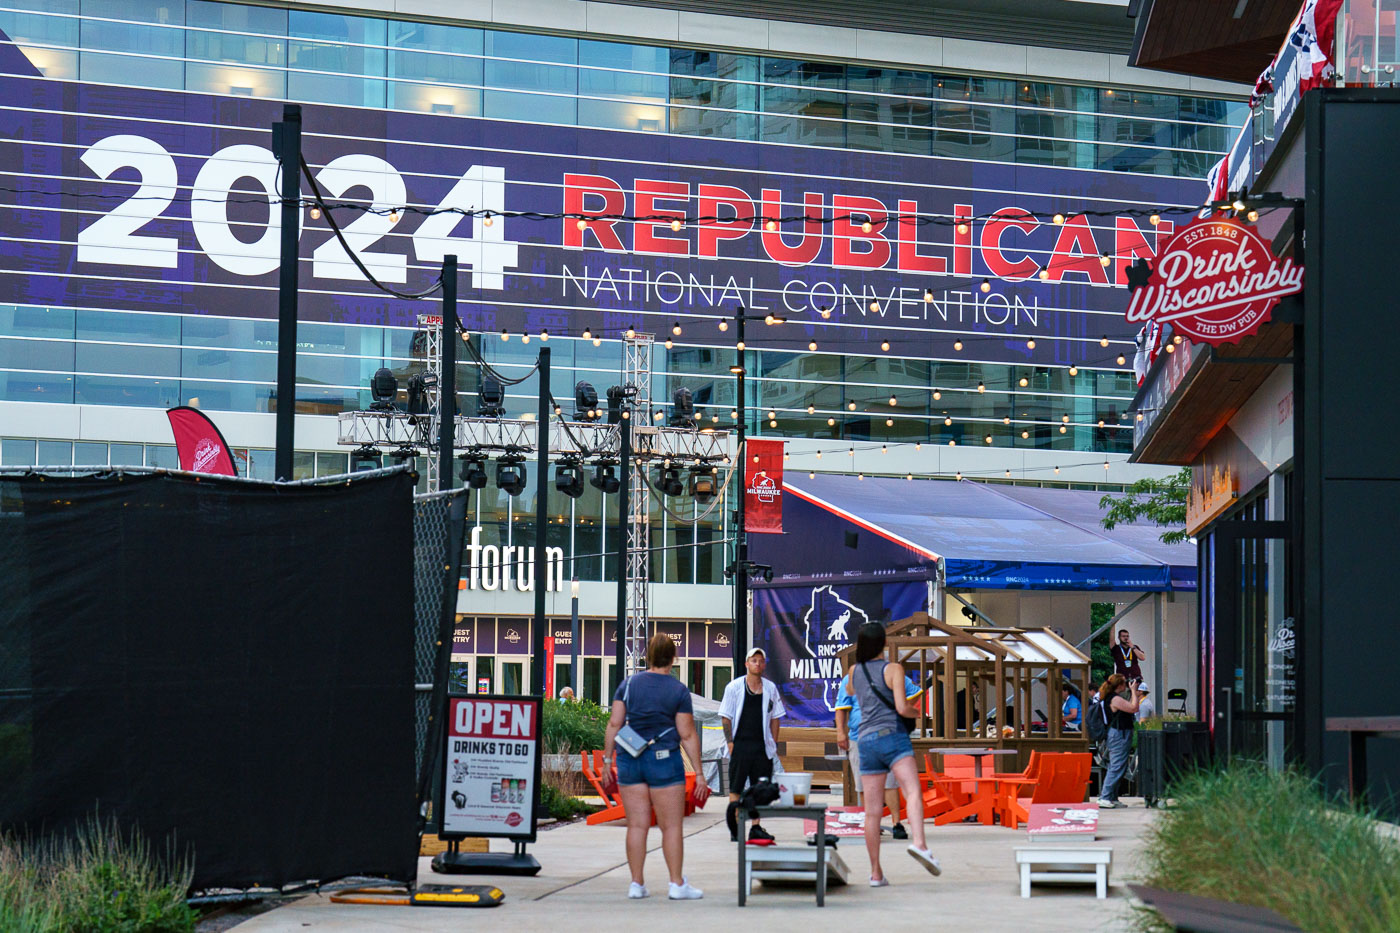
[616,746,686,788]
[858,728,914,775]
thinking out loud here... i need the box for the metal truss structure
[337,327,730,678]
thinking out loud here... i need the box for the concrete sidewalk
[233,795,1154,932]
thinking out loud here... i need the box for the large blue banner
[0,38,1200,365]
[753,580,928,727]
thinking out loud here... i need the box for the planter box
[541,753,583,772]
[1139,722,1210,806]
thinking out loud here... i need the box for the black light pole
[613,416,631,692]
[570,578,580,697]
[272,103,301,481]
[438,255,457,491]
[531,346,551,695]
[732,309,748,678]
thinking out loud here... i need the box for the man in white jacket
[719,647,786,844]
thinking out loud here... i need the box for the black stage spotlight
[574,381,599,421]
[555,460,585,499]
[606,385,626,424]
[350,444,382,471]
[370,367,398,411]
[479,375,505,417]
[459,454,488,489]
[406,373,428,415]
[669,386,695,428]
[656,465,684,497]
[389,445,417,465]
[589,461,620,494]
[689,465,716,502]
[496,456,527,496]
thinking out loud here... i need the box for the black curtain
[0,470,418,889]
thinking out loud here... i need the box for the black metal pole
[273,103,301,482]
[438,255,457,492]
[570,582,580,697]
[733,309,747,677]
[614,418,630,688]
[532,346,551,695]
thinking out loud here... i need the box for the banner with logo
[745,439,785,534]
[440,694,541,841]
[753,580,929,726]
[165,406,237,476]
[1125,217,1302,346]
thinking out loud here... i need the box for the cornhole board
[745,846,850,893]
[1026,803,1099,842]
[801,806,886,838]
[1014,846,1112,898]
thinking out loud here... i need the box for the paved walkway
[234,795,1155,932]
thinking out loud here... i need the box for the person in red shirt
[1112,629,1145,683]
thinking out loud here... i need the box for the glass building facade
[0,1,1245,459]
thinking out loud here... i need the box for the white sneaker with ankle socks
[907,845,942,876]
[627,882,648,899]
[869,875,890,887]
[668,878,703,900]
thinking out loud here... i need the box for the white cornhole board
[745,846,850,893]
[1014,846,1112,899]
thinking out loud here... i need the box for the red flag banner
[544,636,555,699]
[166,406,238,476]
[744,438,785,534]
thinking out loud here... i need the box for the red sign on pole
[544,636,555,699]
[1124,216,1302,346]
[744,438,785,534]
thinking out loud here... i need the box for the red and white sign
[802,806,873,837]
[165,406,237,476]
[744,439,785,534]
[1124,217,1302,346]
[441,695,541,840]
[1026,803,1099,840]
[544,636,555,699]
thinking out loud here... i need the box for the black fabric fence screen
[0,470,418,890]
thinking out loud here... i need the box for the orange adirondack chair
[996,752,1091,829]
[580,750,699,826]
[929,753,1001,826]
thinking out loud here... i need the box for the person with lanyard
[1097,673,1143,809]
[1113,628,1146,682]
[835,664,924,839]
[719,647,786,845]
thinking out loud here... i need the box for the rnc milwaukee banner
[753,580,928,726]
[745,439,785,534]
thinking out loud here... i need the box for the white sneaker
[627,882,648,899]
[907,845,942,876]
[869,875,890,887]
[1098,798,1119,809]
[668,879,704,900]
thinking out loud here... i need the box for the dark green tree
[1098,466,1192,545]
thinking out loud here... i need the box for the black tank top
[1107,695,1136,730]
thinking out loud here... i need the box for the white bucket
[776,772,813,807]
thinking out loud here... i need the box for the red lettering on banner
[744,439,785,534]
[634,179,689,256]
[1113,216,1170,285]
[760,189,824,266]
[454,698,537,739]
[979,206,1039,279]
[1047,214,1108,283]
[563,173,626,251]
[697,184,754,258]
[952,203,972,275]
[896,199,947,274]
[831,194,890,269]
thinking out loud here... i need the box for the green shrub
[1137,763,1400,932]
[538,781,592,821]
[540,698,609,757]
[0,816,196,933]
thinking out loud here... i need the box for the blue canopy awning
[756,474,1196,592]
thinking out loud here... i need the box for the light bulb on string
[1104,461,1110,471]
[956,471,962,480]
[309,205,322,220]
[816,451,823,459]
[1059,425,1067,434]
[1026,339,1036,350]
[819,306,832,319]
[848,401,857,411]
[1005,469,1011,477]
[858,473,864,481]
[949,440,956,446]
[886,419,894,427]
[736,340,745,351]
[1062,414,1070,423]
[576,219,588,231]
[933,390,942,400]
[768,410,776,420]
[540,329,549,341]
[1246,208,1259,223]
[915,443,922,451]
[625,327,636,339]
[592,337,601,347]
[888,395,897,406]
[718,320,728,332]
[483,215,494,227]
[388,208,401,223]
[1149,212,1161,226]
[1100,336,1109,347]
[1099,253,1111,267]
[1039,268,1050,281]
[730,410,737,420]
[501,329,509,341]
[810,472,816,479]
[1003,416,1011,424]
[1069,365,1078,376]
[1165,343,1174,353]
[870,301,881,313]
[808,341,817,351]
[861,221,873,234]
[664,338,673,349]
[827,417,835,426]
[881,445,888,454]
[1098,419,1105,428]
[980,278,991,293]
[944,416,952,426]
[1116,354,1127,365]
[670,219,683,232]
[1054,466,1060,474]
[881,340,890,352]
[765,220,778,232]
[1052,213,1065,225]
[1137,412,1144,421]
[956,222,969,235]
[907,473,913,481]
[807,404,815,414]
[672,321,682,336]
[1173,335,1183,345]
[1019,377,1029,387]
[1021,429,1029,439]
[953,340,963,352]
[582,327,592,340]
[847,447,854,457]
[984,434,992,444]
[977,382,985,393]
[924,289,934,303]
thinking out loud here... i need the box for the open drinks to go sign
[439,694,542,841]
[1124,216,1303,346]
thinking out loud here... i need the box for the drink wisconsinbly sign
[440,694,542,841]
[1125,217,1303,345]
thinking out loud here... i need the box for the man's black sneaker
[730,832,739,843]
[747,825,776,845]
[891,823,909,840]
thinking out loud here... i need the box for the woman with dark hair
[850,622,941,885]
[603,633,708,900]
[1096,672,1142,808]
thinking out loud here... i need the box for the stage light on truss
[459,455,488,489]
[589,462,620,494]
[370,368,398,411]
[689,466,716,502]
[350,445,382,472]
[574,381,599,421]
[496,457,527,496]
[389,445,418,465]
[669,387,695,428]
[555,461,585,499]
[478,376,505,418]
[656,466,684,497]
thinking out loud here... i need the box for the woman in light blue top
[850,622,941,885]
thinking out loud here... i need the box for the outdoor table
[736,805,828,907]
[931,749,1019,826]
[1325,717,1400,803]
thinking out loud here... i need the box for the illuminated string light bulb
[309,205,322,220]
[1104,461,1110,471]
[881,340,890,352]
[956,222,969,235]
[956,471,962,480]
[592,337,601,347]
[540,329,549,341]
[861,221,873,234]
[1005,469,1011,477]
[858,473,865,480]
[1019,376,1029,387]
[886,418,894,427]
[654,410,663,420]
[1165,343,1175,353]
[984,434,993,444]
[932,390,942,400]
[807,404,815,414]
[889,395,897,406]
[1069,365,1078,376]
[670,219,683,232]
[1116,354,1127,365]
[1062,414,1070,423]
[1026,339,1036,350]
[924,289,934,303]
[848,447,854,457]
[768,410,776,420]
[765,219,778,232]
[521,333,530,344]
[808,341,817,351]
[1039,268,1050,281]
[718,319,728,332]
[1003,416,1011,425]
[1054,465,1060,474]
[810,472,816,479]
[980,278,991,293]
[915,443,922,451]
[870,301,881,313]
[881,445,888,454]
[730,410,737,419]
[949,440,956,446]
[764,313,777,325]
[977,382,985,393]
[664,337,673,349]
[783,451,789,460]
[1098,419,1105,428]
[712,414,719,422]
[576,219,588,231]
[388,208,401,223]
[1053,213,1065,225]
[672,321,682,335]
[1059,425,1067,434]
[944,416,952,426]
[1099,253,1111,267]
[769,419,777,428]
[816,450,823,459]
[1246,208,1259,223]
[906,473,913,481]
[1149,213,1161,226]
[736,341,745,351]
[625,327,636,339]
[483,215,494,227]
[819,306,832,319]
[1173,334,1183,345]
[501,329,509,341]
[1100,335,1109,347]
[1137,412,1144,421]
[847,401,857,411]
[1021,429,1029,439]
[582,327,592,340]
[827,418,835,426]
[953,340,963,352]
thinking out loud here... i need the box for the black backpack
[1086,694,1108,743]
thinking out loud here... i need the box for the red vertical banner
[744,439,785,534]
[165,406,237,476]
[544,636,555,698]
